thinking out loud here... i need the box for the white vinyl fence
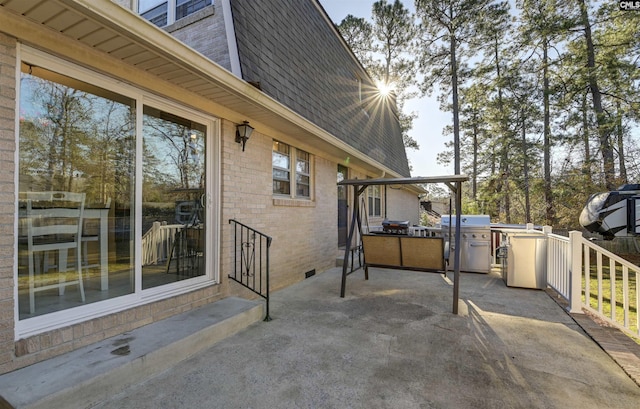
[141,221,183,266]
[493,227,639,338]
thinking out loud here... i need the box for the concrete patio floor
[96,267,640,409]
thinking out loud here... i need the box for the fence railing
[229,219,272,321]
[546,232,571,303]
[141,221,183,266]
[492,226,640,338]
[579,236,640,337]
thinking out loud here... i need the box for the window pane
[141,1,168,27]
[273,180,290,195]
[272,152,290,170]
[296,173,310,197]
[142,106,207,288]
[296,150,309,174]
[273,141,290,194]
[18,64,135,319]
[272,169,289,181]
[176,0,212,20]
[139,0,166,13]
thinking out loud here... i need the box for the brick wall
[2,285,225,374]
[110,0,132,9]
[0,32,16,374]
[0,35,230,374]
[221,119,338,295]
[168,3,232,72]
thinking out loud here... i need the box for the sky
[320,0,453,178]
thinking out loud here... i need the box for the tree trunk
[582,92,591,179]
[522,111,531,223]
[472,111,478,200]
[616,101,627,183]
[579,0,616,190]
[493,36,510,223]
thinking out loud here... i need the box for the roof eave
[0,0,404,178]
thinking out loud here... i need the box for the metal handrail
[228,219,273,321]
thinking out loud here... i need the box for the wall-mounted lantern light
[235,121,254,152]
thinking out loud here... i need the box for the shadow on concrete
[94,267,640,409]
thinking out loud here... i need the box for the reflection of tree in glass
[143,114,204,195]
[19,74,134,206]
[21,77,92,192]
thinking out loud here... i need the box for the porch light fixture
[235,121,254,151]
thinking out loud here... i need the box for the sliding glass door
[17,48,216,325]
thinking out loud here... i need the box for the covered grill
[382,219,410,235]
[441,215,491,273]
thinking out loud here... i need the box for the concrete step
[335,247,363,269]
[0,297,264,409]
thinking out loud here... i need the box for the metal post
[340,184,361,297]
[264,236,272,321]
[452,181,462,314]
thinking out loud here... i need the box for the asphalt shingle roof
[230,0,410,177]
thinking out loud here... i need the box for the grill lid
[382,219,410,228]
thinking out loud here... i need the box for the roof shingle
[230,0,410,176]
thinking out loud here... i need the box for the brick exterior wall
[0,2,414,375]
[0,36,230,375]
[167,3,232,72]
[221,119,338,294]
[110,0,133,9]
[3,286,226,374]
[0,32,16,374]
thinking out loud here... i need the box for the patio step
[335,247,363,270]
[0,297,264,409]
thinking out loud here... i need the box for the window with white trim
[139,0,212,27]
[272,141,312,199]
[368,185,382,217]
[16,47,219,334]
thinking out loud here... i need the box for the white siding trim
[221,0,242,77]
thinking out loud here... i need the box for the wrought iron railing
[228,219,273,321]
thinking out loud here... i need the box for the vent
[304,269,316,279]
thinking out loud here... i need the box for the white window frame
[272,141,313,200]
[367,185,382,218]
[14,46,221,339]
[139,0,212,27]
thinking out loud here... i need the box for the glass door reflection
[142,106,206,289]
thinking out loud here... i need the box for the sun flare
[376,80,394,97]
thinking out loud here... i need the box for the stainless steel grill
[441,215,491,273]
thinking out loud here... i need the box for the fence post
[568,231,584,314]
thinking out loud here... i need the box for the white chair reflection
[81,198,110,288]
[26,191,86,314]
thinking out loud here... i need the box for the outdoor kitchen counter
[362,234,445,272]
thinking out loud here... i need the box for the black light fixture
[235,121,254,151]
